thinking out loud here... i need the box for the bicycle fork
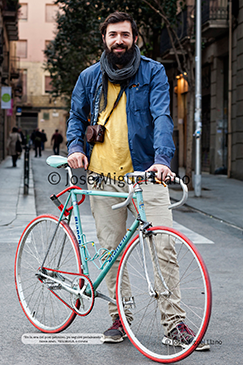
[139,226,172,299]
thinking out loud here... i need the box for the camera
[86,124,105,144]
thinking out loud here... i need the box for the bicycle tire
[116,226,212,363]
[15,214,82,333]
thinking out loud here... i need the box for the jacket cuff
[68,143,85,157]
[154,155,171,169]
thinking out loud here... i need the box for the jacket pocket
[130,83,150,112]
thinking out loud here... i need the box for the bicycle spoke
[15,216,81,332]
[117,227,211,363]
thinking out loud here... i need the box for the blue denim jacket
[66,56,175,170]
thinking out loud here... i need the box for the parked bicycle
[15,155,212,363]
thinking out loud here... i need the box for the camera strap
[103,84,127,127]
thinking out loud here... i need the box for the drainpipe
[228,0,232,178]
[194,0,202,197]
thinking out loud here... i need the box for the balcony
[2,0,19,41]
[202,0,229,39]
[159,1,233,59]
[2,51,9,78]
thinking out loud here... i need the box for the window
[45,4,58,22]
[19,3,28,20]
[16,40,27,58]
[43,112,50,120]
[45,75,53,93]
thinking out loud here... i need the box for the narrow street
[1,150,243,365]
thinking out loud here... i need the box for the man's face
[103,21,137,67]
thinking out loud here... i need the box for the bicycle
[15,155,212,363]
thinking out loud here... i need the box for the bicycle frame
[47,182,148,298]
[43,155,188,303]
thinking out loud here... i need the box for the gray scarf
[98,45,141,114]
[100,44,141,83]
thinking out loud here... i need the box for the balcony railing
[2,0,19,41]
[202,0,229,38]
[2,0,19,12]
[160,1,230,57]
[202,0,228,23]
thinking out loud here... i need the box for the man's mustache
[111,44,127,50]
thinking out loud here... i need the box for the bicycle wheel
[15,214,82,333]
[116,226,212,363]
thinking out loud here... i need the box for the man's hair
[100,12,138,41]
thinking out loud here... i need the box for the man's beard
[105,43,136,67]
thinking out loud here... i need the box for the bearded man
[66,11,209,350]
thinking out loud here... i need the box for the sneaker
[100,317,127,343]
[162,322,210,351]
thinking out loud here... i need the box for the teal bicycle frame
[55,184,147,296]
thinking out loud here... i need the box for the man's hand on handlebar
[67,152,89,170]
[146,164,175,182]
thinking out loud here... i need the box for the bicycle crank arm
[96,291,117,305]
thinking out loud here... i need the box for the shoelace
[109,318,123,330]
[171,323,195,343]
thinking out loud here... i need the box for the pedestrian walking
[18,128,26,146]
[7,127,22,167]
[51,129,63,155]
[31,128,42,157]
[41,129,47,150]
[17,128,26,159]
[66,12,209,350]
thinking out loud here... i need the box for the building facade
[0,0,19,161]
[160,0,243,180]
[15,0,66,149]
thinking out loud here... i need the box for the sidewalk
[169,173,243,231]
[0,155,36,244]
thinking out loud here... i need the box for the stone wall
[231,0,243,179]
[18,60,68,152]
[38,108,67,151]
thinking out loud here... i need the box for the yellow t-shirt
[88,81,133,178]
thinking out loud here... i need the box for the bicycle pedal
[160,290,172,298]
[122,296,136,308]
